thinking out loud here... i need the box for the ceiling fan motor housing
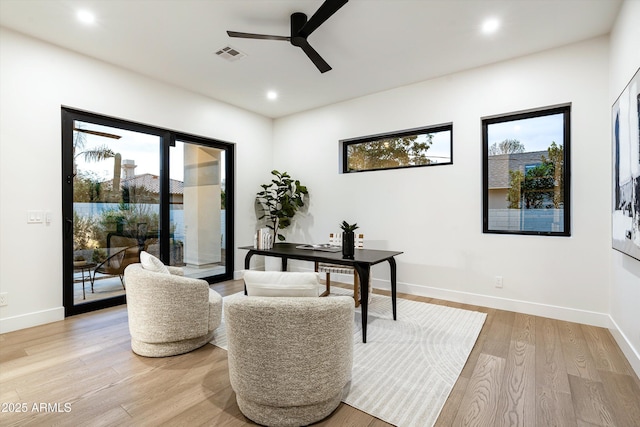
[290,12,308,47]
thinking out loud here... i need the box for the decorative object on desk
[296,243,341,252]
[256,170,308,242]
[253,227,274,249]
[317,231,367,306]
[340,221,359,258]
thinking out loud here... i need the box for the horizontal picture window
[342,124,453,173]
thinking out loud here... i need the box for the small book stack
[253,228,274,249]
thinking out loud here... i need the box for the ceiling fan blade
[227,31,290,41]
[298,41,332,73]
[73,128,122,139]
[299,0,348,38]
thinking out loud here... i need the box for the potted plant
[340,221,359,258]
[256,170,309,242]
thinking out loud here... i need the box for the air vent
[215,46,246,62]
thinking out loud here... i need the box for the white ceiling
[0,0,622,118]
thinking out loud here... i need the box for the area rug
[210,288,486,427]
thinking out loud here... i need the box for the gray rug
[210,288,486,427]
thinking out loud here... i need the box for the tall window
[62,108,235,315]
[482,105,571,236]
[342,124,453,173]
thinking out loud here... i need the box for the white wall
[274,36,612,328]
[609,0,640,376]
[0,28,273,332]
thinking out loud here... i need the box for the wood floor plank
[481,310,515,359]
[582,324,635,376]
[0,343,106,383]
[597,370,640,427]
[163,393,240,426]
[453,353,506,426]
[434,376,469,426]
[496,313,537,427]
[536,316,572,394]
[535,316,577,427]
[559,321,602,382]
[568,374,617,426]
[1,278,638,426]
[0,348,28,364]
[0,387,20,403]
[536,385,577,427]
[459,308,496,380]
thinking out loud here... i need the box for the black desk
[240,243,403,343]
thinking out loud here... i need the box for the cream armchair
[225,285,354,427]
[124,263,222,357]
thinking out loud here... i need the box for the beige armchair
[225,293,354,427]
[124,263,222,357]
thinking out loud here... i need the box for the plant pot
[342,232,355,259]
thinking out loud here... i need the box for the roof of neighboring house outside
[488,150,547,189]
[103,173,184,195]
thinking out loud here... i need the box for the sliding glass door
[70,120,160,308]
[62,108,234,316]
[170,140,227,278]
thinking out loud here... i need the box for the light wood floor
[1,280,639,426]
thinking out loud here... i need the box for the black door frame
[62,107,235,316]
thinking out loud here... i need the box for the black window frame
[482,104,571,236]
[62,107,235,316]
[341,123,453,173]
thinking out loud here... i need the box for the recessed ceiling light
[481,18,500,34]
[77,10,96,25]
[266,91,278,101]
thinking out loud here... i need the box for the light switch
[27,210,43,224]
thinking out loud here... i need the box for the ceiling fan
[227,0,348,73]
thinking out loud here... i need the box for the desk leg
[388,257,397,320]
[354,263,369,343]
[244,251,253,270]
[243,251,255,295]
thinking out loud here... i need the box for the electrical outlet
[0,292,8,306]
[495,276,503,288]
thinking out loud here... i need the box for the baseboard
[394,281,611,328]
[306,268,611,328]
[608,316,640,378]
[0,307,65,334]
[240,266,612,327]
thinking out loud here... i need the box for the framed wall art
[612,67,640,261]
